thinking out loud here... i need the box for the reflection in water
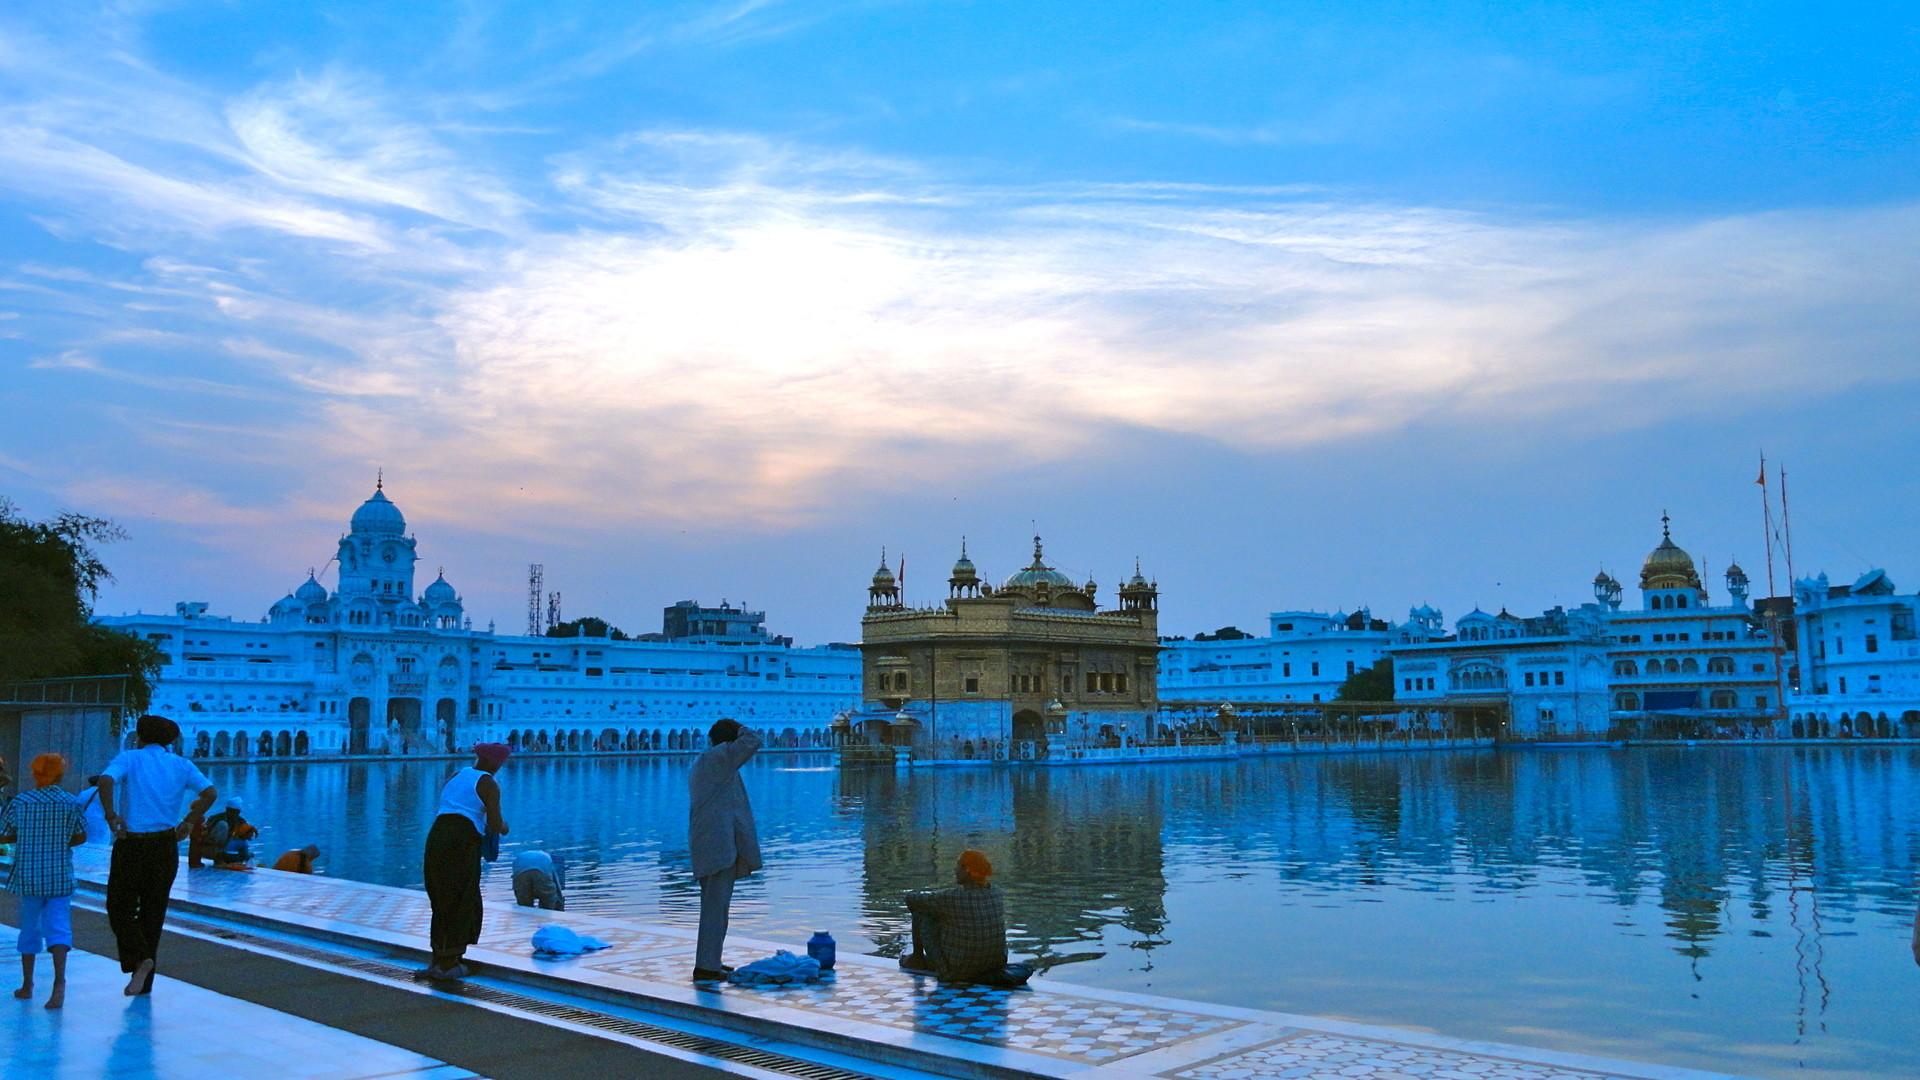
[209,746,1919,1079]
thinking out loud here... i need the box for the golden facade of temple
[855,537,1161,757]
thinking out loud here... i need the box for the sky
[3,1,1919,644]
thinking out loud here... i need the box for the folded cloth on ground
[729,950,825,985]
[531,925,611,956]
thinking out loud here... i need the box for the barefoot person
[688,719,761,982]
[422,743,509,980]
[902,850,1031,986]
[0,754,88,1009]
[97,714,217,996]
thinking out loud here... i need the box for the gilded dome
[871,549,896,586]
[1001,535,1077,592]
[1640,515,1702,590]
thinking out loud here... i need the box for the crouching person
[511,849,565,911]
[901,849,1031,987]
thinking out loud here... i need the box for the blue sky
[3,1,1918,642]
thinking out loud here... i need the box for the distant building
[1789,569,1920,737]
[657,600,794,646]
[1599,518,1781,728]
[1159,610,1394,704]
[1390,516,1782,738]
[1391,604,1616,738]
[854,538,1160,758]
[97,482,860,758]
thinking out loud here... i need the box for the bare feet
[44,982,64,1010]
[12,984,30,1000]
[124,959,154,996]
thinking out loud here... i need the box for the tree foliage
[0,497,158,714]
[546,615,628,640]
[1335,657,1395,702]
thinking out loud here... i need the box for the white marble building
[97,483,861,758]
[1788,569,1920,737]
[1158,610,1395,704]
[1389,517,1783,738]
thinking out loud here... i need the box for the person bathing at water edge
[421,742,510,980]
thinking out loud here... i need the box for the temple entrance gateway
[436,698,457,752]
[1012,709,1048,759]
[388,697,422,753]
[348,697,371,755]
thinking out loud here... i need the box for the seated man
[902,850,1029,986]
[511,849,566,911]
[191,798,257,869]
[272,845,322,874]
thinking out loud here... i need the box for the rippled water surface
[209,746,1920,1077]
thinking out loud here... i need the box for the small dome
[424,571,457,603]
[871,549,896,586]
[296,573,329,603]
[271,593,300,613]
[1001,535,1076,591]
[950,538,978,582]
[1640,514,1702,590]
[350,482,406,536]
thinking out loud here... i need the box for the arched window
[1681,658,1699,674]
[1710,690,1736,709]
[1615,692,1640,711]
[1613,660,1638,676]
[1677,595,1689,609]
[1708,656,1735,674]
[1664,658,1680,674]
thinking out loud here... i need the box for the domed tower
[1724,560,1750,606]
[1119,558,1158,612]
[422,568,464,629]
[1592,569,1623,610]
[1639,512,1704,611]
[867,549,901,610]
[335,474,419,618]
[947,538,980,598]
[1000,535,1078,606]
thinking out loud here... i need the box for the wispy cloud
[3,7,1918,544]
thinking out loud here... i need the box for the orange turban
[957,849,993,884]
[29,753,66,787]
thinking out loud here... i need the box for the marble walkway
[64,846,1744,1080]
[1,940,474,1080]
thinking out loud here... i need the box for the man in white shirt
[96,714,217,996]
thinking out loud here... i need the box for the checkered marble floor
[66,844,1738,1080]
[588,948,1238,1063]
[1175,1033,1626,1079]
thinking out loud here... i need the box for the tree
[0,497,159,714]
[1336,658,1395,702]
[546,616,628,640]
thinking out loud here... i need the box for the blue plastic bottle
[806,930,836,970]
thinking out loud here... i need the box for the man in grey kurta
[688,719,761,980]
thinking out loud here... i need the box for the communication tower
[547,590,562,632]
[527,563,544,636]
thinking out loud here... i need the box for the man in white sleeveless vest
[688,718,761,982]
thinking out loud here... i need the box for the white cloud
[2,15,1916,536]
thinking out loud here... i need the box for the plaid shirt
[0,787,83,898]
[906,881,1009,979]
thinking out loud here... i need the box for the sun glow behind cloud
[2,6,1918,556]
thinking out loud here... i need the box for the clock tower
[336,475,419,610]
